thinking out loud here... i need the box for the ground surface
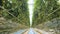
[13,28,53,34]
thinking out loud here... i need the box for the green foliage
[33,0,60,27]
[0,0,29,33]
[1,0,29,26]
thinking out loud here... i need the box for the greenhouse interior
[0,0,60,34]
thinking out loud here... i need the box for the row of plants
[32,0,60,27]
